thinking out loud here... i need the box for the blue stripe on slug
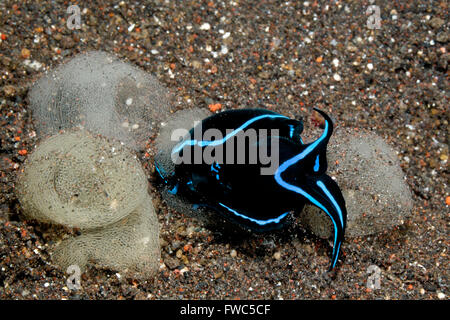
[313,155,320,172]
[171,114,289,155]
[274,173,340,268]
[274,118,342,269]
[316,180,344,228]
[168,183,179,195]
[218,202,290,226]
[154,162,167,183]
[289,125,294,138]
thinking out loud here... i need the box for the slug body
[156,108,347,270]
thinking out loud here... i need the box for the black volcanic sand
[0,1,448,299]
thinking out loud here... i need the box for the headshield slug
[155,108,347,270]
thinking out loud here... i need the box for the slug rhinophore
[155,108,347,270]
